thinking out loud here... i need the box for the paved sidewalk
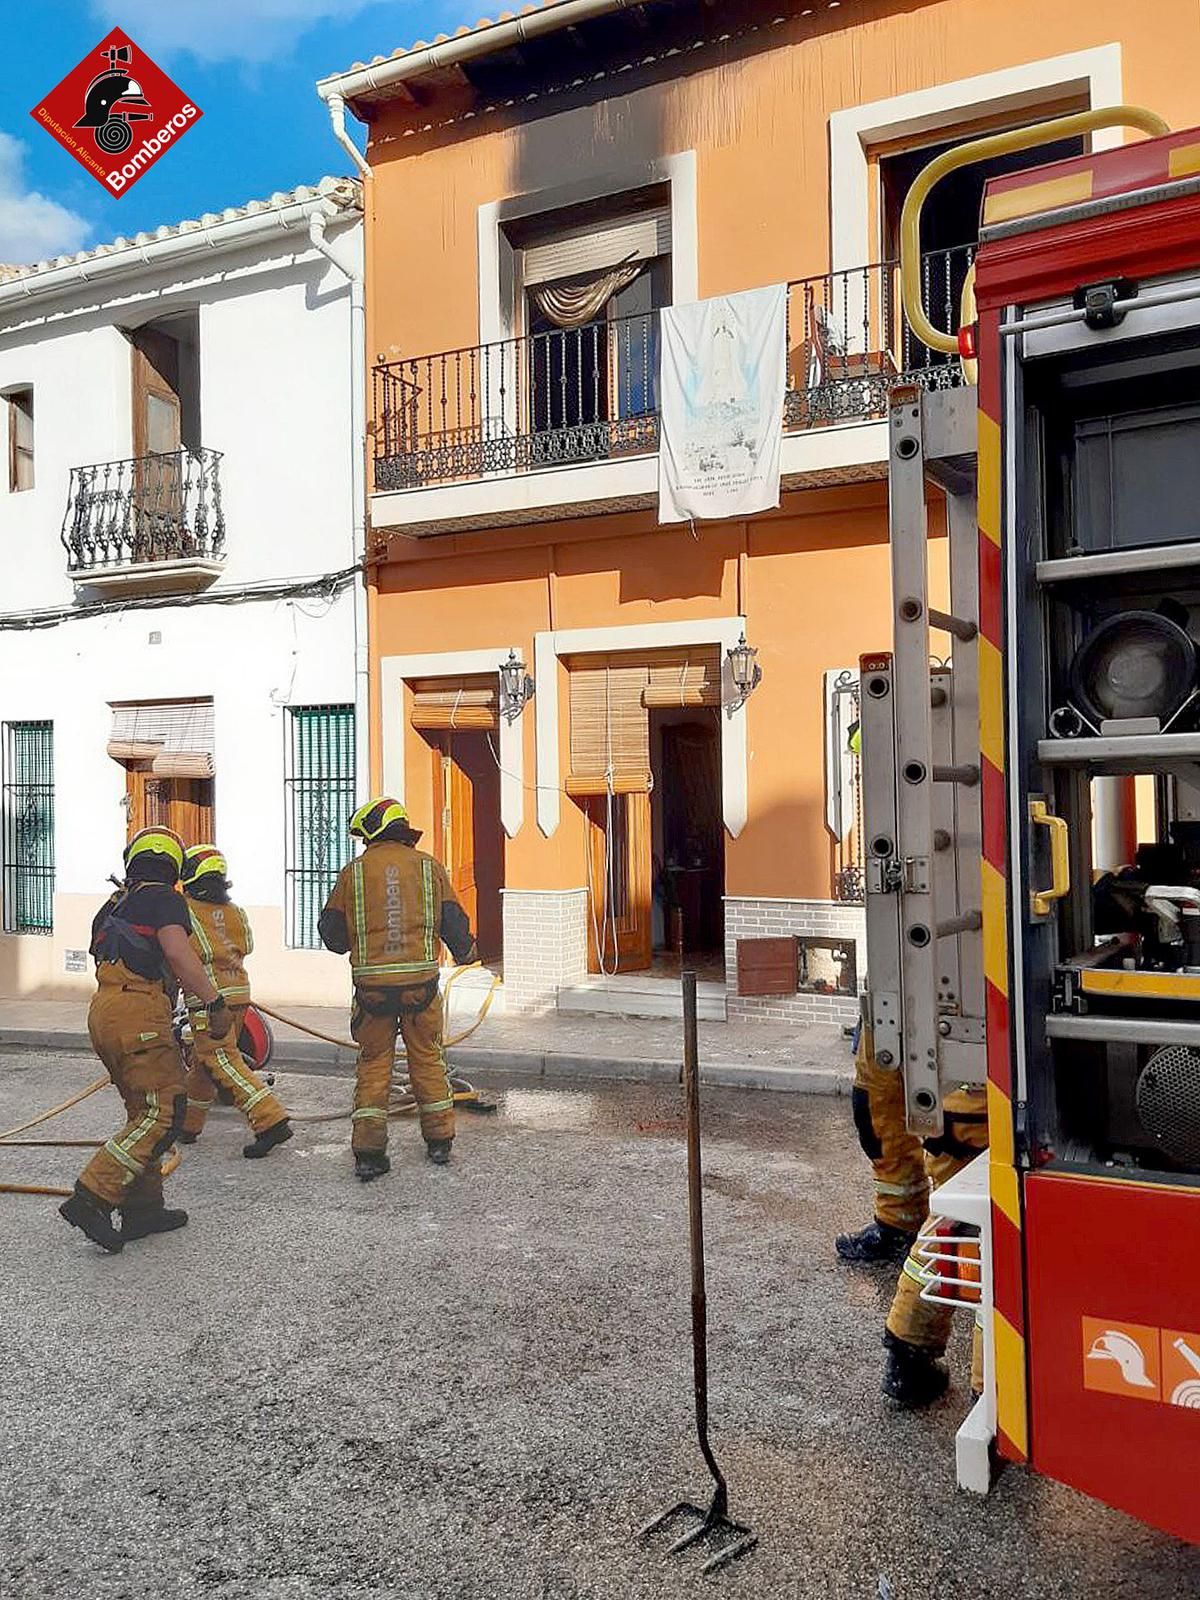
[0,995,855,1094]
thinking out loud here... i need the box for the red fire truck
[865,106,1200,1543]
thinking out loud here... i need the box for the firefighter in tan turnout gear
[60,828,234,1254]
[178,845,292,1159]
[835,1020,931,1264]
[839,1022,988,1405]
[319,798,477,1182]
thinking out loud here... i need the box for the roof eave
[316,0,639,110]
[0,187,361,318]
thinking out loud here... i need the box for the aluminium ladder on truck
[859,383,992,1495]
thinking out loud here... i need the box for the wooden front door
[584,790,652,973]
[130,327,183,557]
[126,768,213,849]
[131,327,182,459]
[429,733,504,962]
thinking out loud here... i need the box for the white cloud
[0,133,91,265]
[88,0,408,64]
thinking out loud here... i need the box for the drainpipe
[326,94,371,179]
[308,206,370,798]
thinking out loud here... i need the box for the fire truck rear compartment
[1020,296,1200,1177]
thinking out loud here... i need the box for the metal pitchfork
[638,970,758,1577]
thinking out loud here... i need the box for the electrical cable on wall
[0,565,360,631]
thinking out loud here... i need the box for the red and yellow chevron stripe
[976,306,1028,1465]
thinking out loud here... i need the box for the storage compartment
[1074,402,1200,552]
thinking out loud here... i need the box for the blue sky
[0,0,470,263]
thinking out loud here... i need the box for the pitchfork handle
[682,970,729,1514]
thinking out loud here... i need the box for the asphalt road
[0,1047,1197,1600]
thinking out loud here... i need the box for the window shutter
[108,700,215,778]
[410,677,499,732]
[642,647,723,709]
[566,655,651,795]
[285,705,356,949]
[522,206,671,287]
[2,721,54,934]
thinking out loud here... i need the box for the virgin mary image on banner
[658,283,787,523]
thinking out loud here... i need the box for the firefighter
[177,845,292,1159]
[59,828,234,1254]
[881,1084,989,1406]
[318,797,477,1183]
[835,1018,930,1263]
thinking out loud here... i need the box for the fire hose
[0,966,502,1194]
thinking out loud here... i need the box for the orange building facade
[320,0,1200,1017]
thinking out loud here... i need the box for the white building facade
[0,179,364,1007]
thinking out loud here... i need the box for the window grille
[284,705,355,949]
[3,721,54,934]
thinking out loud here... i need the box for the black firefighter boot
[882,1330,950,1408]
[835,1218,916,1265]
[355,1150,391,1183]
[243,1120,294,1160]
[59,1182,124,1254]
[425,1139,453,1167]
[120,1203,189,1241]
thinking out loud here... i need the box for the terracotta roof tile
[2,176,361,284]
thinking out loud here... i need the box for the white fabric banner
[658,283,787,524]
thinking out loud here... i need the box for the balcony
[62,447,226,596]
[370,247,973,535]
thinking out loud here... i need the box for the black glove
[206,997,234,1039]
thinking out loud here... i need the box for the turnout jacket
[91,883,193,992]
[185,896,254,1007]
[318,841,476,984]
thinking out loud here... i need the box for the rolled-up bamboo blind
[641,647,722,709]
[410,677,499,732]
[565,655,650,795]
[107,700,215,777]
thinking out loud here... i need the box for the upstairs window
[7,388,33,493]
[508,189,672,446]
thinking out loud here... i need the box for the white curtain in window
[530,260,644,330]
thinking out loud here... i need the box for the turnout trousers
[885,1086,990,1356]
[350,983,455,1152]
[79,966,187,1212]
[852,1028,930,1232]
[182,1004,287,1138]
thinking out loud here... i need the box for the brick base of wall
[724,897,865,1026]
[502,888,588,1012]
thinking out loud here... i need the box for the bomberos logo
[31,26,202,197]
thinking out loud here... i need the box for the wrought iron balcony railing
[371,246,975,493]
[62,447,226,574]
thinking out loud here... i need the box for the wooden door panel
[431,738,479,933]
[585,789,652,972]
[125,769,213,850]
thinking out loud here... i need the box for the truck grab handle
[901,106,1170,357]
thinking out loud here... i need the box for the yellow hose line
[290,1084,484,1127]
[1,1139,179,1201]
[255,965,503,1054]
[0,1075,109,1143]
[0,965,505,1192]
[0,1139,103,1149]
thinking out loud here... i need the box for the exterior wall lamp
[726,634,762,710]
[499,649,535,722]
